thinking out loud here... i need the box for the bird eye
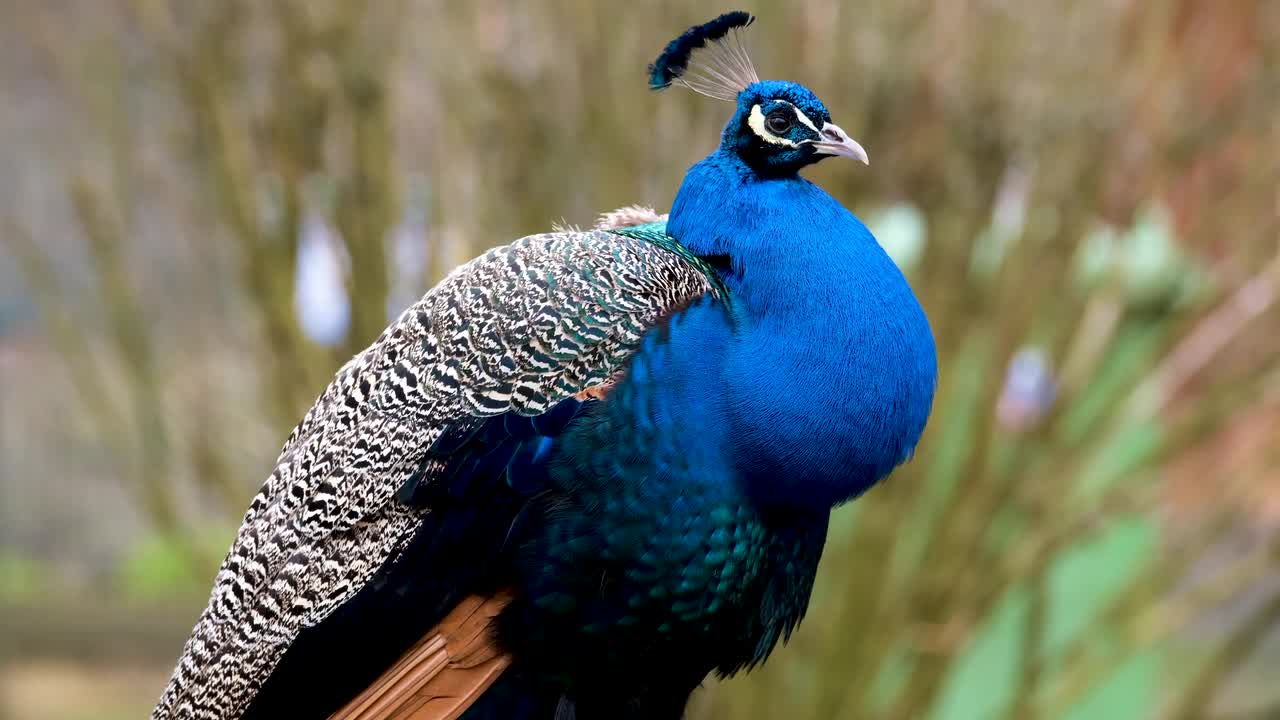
[766,111,793,134]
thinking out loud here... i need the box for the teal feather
[606,222,732,309]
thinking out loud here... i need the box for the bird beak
[812,122,869,165]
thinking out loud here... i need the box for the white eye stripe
[790,105,820,133]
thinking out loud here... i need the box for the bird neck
[668,149,882,326]
[666,149,937,512]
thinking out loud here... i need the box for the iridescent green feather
[606,222,732,309]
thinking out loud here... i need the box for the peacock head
[649,11,868,176]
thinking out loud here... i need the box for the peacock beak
[812,122,869,165]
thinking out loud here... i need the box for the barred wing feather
[152,225,716,720]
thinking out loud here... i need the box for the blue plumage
[648,11,755,89]
[666,83,936,511]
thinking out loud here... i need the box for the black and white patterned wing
[152,227,714,720]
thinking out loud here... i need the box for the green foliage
[115,526,238,603]
[0,551,54,603]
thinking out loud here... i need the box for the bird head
[724,81,867,175]
[649,11,868,176]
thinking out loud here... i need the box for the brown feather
[328,593,513,720]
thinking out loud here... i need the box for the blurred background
[1,1,1278,718]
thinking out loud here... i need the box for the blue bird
[152,11,936,720]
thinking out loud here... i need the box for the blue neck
[666,149,937,511]
[669,150,887,319]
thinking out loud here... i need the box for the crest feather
[648,11,759,101]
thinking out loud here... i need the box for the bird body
[154,225,723,720]
[154,12,936,720]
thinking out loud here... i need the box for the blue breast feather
[666,148,938,511]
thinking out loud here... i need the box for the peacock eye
[766,111,793,134]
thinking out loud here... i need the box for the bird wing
[153,222,719,720]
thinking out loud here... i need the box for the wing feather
[153,227,713,720]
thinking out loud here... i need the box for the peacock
[152,11,937,720]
